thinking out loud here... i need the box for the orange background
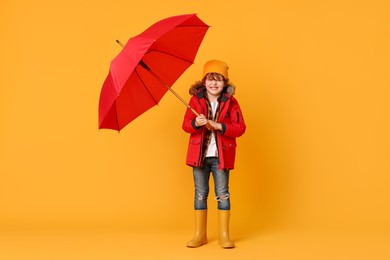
[1,0,390,259]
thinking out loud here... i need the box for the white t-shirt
[206,101,218,157]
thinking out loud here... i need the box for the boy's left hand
[207,120,222,131]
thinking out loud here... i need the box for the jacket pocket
[187,138,201,166]
[222,141,237,168]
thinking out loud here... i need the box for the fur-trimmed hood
[188,81,236,96]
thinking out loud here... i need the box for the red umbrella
[98,14,209,131]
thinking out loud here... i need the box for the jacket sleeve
[220,97,246,138]
[182,96,202,134]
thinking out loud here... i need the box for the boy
[182,60,246,248]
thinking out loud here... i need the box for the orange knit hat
[202,60,229,79]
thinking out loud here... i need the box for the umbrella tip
[116,40,124,48]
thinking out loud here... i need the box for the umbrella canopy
[98,14,209,131]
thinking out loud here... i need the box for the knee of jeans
[215,193,230,202]
[195,192,208,201]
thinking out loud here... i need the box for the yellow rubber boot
[187,210,207,248]
[218,210,235,248]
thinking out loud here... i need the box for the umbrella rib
[115,100,121,131]
[147,49,194,64]
[134,67,159,105]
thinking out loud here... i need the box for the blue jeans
[192,157,231,210]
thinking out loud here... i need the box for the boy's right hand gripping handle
[190,108,213,131]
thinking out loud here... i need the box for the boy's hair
[202,72,229,85]
[189,73,235,96]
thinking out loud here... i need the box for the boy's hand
[195,114,208,127]
[207,120,222,131]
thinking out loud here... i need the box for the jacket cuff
[220,123,226,135]
[192,119,201,130]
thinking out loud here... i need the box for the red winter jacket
[182,87,246,170]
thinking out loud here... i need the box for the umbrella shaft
[147,69,199,116]
[147,65,210,128]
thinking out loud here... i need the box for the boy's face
[204,73,225,98]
